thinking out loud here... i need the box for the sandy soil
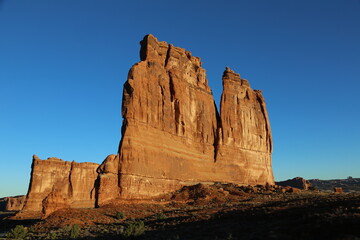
[1,184,359,239]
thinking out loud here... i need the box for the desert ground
[1,184,360,240]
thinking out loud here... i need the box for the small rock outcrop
[0,195,25,211]
[19,155,99,217]
[276,177,312,190]
[334,187,343,193]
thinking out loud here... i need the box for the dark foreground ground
[1,184,360,240]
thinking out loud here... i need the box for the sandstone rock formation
[96,34,274,203]
[0,195,25,211]
[18,34,274,214]
[214,67,273,185]
[19,155,99,217]
[334,187,343,193]
[276,177,312,190]
[96,154,121,206]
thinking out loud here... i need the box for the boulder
[42,192,70,218]
[334,187,343,193]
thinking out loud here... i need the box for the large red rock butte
[96,34,274,204]
[18,34,274,216]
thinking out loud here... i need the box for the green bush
[6,225,28,239]
[69,224,80,239]
[28,225,35,233]
[226,233,233,240]
[123,221,145,238]
[48,231,57,240]
[116,211,125,220]
[155,211,167,220]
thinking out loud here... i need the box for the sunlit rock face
[276,177,311,190]
[215,67,274,185]
[116,34,220,200]
[18,35,274,213]
[0,195,25,211]
[97,34,274,202]
[20,155,99,216]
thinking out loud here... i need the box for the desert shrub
[167,234,180,240]
[123,221,145,238]
[226,233,233,240]
[6,225,28,239]
[28,225,35,233]
[155,211,167,220]
[48,231,57,240]
[69,224,80,239]
[116,211,125,220]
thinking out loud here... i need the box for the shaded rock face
[276,177,312,190]
[334,187,343,193]
[97,34,274,202]
[20,155,99,216]
[96,154,121,206]
[0,195,25,211]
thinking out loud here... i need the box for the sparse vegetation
[116,211,125,220]
[226,233,233,240]
[155,211,167,220]
[69,224,80,239]
[6,225,28,239]
[309,178,360,192]
[1,183,359,239]
[48,231,57,239]
[123,221,146,238]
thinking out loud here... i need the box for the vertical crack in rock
[164,44,171,67]
[255,91,273,152]
[213,101,221,162]
[68,162,74,198]
[169,73,175,102]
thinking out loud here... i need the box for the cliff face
[116,34,219,200]
[276,177,312,190]
[20,155,99,217]
[0,196,25,211]
[18,34,274,213]
[215,67,274,184]
[97,34,274,202]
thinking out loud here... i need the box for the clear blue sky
[1,0,359,197]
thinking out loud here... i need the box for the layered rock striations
[113,35,219,200]
[18,34,274,213]
[0,195,25,211]
[215,67,273,184]
[276,177,312,190]
[97,34,274,202]
[19,155,99,217]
